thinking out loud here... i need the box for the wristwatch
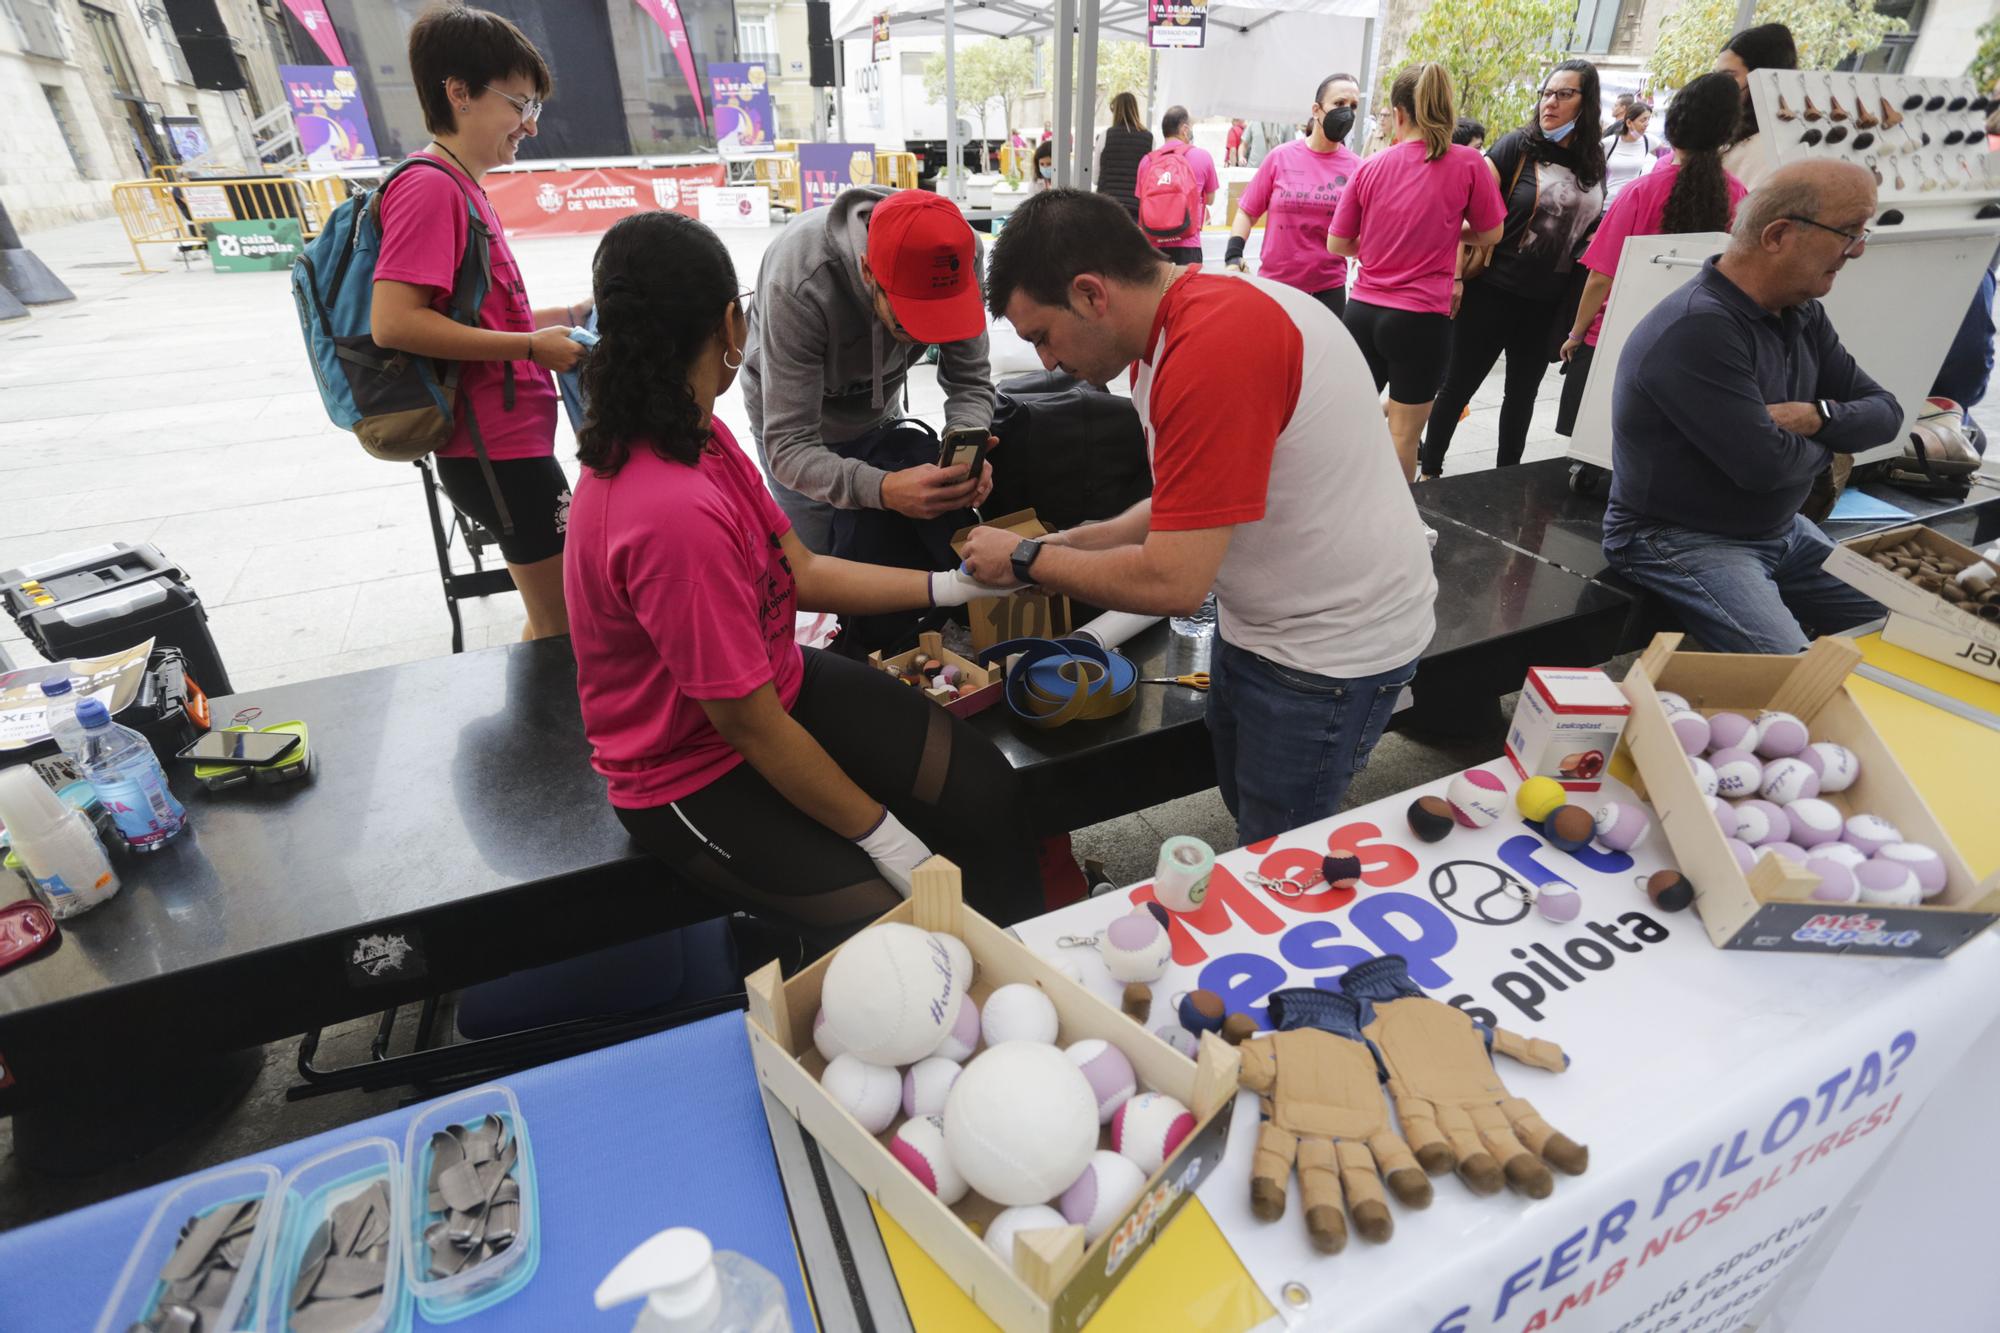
[1010,538,1044,585]
[1815,399,1834,433]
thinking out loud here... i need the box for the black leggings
[1342,299,1453,404]
[1555,342,1595,437]
[615,647,1042,946]
[1421,278,1561,476]
[1310,287,1347,320]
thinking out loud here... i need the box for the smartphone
[938,427,989,478]
[178,730,303,767]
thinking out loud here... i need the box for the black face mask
[1321,106,1355,144]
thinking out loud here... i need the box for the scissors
[1138,673,1210,691]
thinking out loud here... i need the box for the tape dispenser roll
[979,635,1139,729]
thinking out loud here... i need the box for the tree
[1651,0,1909,92]
[925,39,1037,170]
[1966,16,2000,94]
[1096,40,1150,108]
[1399,0,1576,138]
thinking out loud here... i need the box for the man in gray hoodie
[743,186,997,552]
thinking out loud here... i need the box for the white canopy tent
[831,0,1380,197]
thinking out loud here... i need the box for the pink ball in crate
[1667,707,1712,756]
[1783,798,1845,848]
[1112,1091,1197,1175]
[1707,748,1763,800]
[1753,711,1811,760]
[1058,1150,1149,1243]
[1844,813,1904,857]
[1800,742,1861,794]
[1805,858,1860,903]
[1856,858,1922,906]
[1592,801,1651,853]
[1734,800,1792,847]
[1065,1039,1138,1123]
[890,1114,968,1205]
[1759,758,1820,804]
[1705,712,1756,753]
[1878,842,1948,898]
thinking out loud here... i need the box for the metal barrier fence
[109,174,349,272]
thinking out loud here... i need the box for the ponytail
[1392,62,1457,161]
[1659,71,1744,235]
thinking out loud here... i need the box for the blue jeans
[1207,637,1419,846]
[1604,514,1883,654]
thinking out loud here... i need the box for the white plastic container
[96,1163,282,1333]
[595,1227,792,1333]
[401,1083,540,1324]
[0,765,118,918]
[259,1138,409,1333]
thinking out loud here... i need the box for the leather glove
[1343,955,1586,1199]
[1236,988,1431,1254]
[854,808,931,897]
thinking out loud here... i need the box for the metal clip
[1244,871,1306,898]
[1057,934,1102,949]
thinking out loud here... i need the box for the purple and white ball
[1708,748,1763,799]
[1765,841,1808,863]
[1592,801,1652,853]
[1065,1039,1138,1123]
[1706,712,1756,753]
[1100,911,1173,984]
[1734,799,1792,847]
[903,1056,963,1119]
[933,992,982,1062]
[1807,841,1867,870]
[1153,1024,1200,1059]
[1667,707,1712,756]
[1753,710,1811,760]
[1656,690,1691,714]
[1800,742,1860,794]
[1877,842,1948,898]
[1759,758,1820,804]
[1855,857,1923,906]
[1843,813,1904,857]
[1725,838,1758,872]
[1688,755,1719,799]
[1057,1150,1149,1243]
[1711,796,1743,838]
[1805,858,1860,903]
[1534,879,1583,924]
[1783,798,1845,849]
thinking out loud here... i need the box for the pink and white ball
[1843,814,1903,857]
[1734,800,1792,847]
[1112,1091,1197,1175]
[890,1114,967,1205]
[1667,707,1712,756]
[1783,798,1844,849]
[1445,769,1509,829]
[821,1053,902,1134]
[933,992,981,1062]
[1753,711,1811,760]
[1759,758,1820,804]
[1706,712,1756,753]
[1688,755,1719,799]
[1065,1039,1138,1123]
[902,1056,962,1119]
[1592,802,1651,853]
[1100,910,1173,984]
[945,1042,1100,1205]
[1878,842,1948,898]
[1800,742,1860,794]
[1855,858,1922,906]
[982,983,1060,1047]
[1058,1150,1149,1242]
[1707,748,1762,800]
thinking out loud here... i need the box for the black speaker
[807,1,835,88]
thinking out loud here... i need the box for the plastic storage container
[260,1138,410,1333]
[95,1163,283,1333]
[401,1083,540,1324]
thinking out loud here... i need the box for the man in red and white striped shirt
[962,189,1437,845]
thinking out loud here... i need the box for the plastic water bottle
[1170,590,1218,640]
[74,697,187,852]
[0,767,120,918]
[595,1227,791,1333]
[38,677,87,760]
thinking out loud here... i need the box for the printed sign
[798,142,875,210]
[710,62,775,151]
[180,186,234,222]
[281,0,346,65]
[208,219,303,272]
[163,116,211,165]
[873,11,892,61]
[482,164,727,237]
[279,64,378,164]
[696,185,772,228]
[1148,0,1207,49]
[633,0,708,130]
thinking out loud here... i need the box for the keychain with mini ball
[1059,904,1173,983]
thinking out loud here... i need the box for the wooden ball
[1122,982,1152,1024]
[1178,989,1226,1035]
[1221,1013,1259,1046]
[1646,869,1694,912]
[1544,804,1596,852]
[1407,795,1456,843]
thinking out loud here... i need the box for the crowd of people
[377,5,1912,943]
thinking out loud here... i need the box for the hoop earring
[724,348,744,370]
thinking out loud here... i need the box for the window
[738,14,775,65]
[79,4,141,96]
[1572,0,1639,55]
[5,0,67,60]
[42,84,89,174]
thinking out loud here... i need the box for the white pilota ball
[812,1007,849,1063]
[1058,1150,1149,1242]
[945,1042,1100,1206]
[1800,742,1860,794]
[821,923,967,1066]
[902,1056,963,1119]
[984,1205,1069,1270]
[982,983,1060,1047]
[821,1054,901,1134]
[1753,711,1810,759]
[932,992,981,1062]
[932,931,976,990]
[1759,758,1820,804]
[1112,1090,1198,1175]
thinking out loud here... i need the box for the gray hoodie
[742,187,995,511]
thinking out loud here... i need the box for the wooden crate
[869,630,1003,719]
[1822,523,2000,654]
[745,861,1239,1333]
[1619,633,2000,957]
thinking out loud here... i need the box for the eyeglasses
[484,86,544,123]
[1785,214,1871,256]
[1538,87,1583,103]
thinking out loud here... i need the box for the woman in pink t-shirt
[370,7,588,640]
[1555,72,1748,437]
[1328,62,1506,480]
[564,211,1040,941]
[1225,73,1364,318]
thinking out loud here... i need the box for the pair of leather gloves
[1235,955,1588,1254]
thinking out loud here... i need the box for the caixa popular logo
[651,177,682,210]
[535,183,564,215]
[1791,911,1922,949]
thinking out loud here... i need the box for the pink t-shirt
[1331,141,1506,315]
[1578,161,1747,345]
[565,419,804,808]
[1239,138,1361,294]
[1136,140,1220,246]
[373,152,558,461]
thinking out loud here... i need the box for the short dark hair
[1162,105,1190,138]
[1722,21,1798,73]
[985,189,1163,317]
[1452,115,1485,146]
[409,4,553,136]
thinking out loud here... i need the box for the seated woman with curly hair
[563,211,1042,945]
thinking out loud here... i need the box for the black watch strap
[1010,538,1043,585]
[1816,399,1834,431]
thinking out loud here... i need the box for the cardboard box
[1881,611,2000,684]
[869,630,1005,718]
[1505,666,1630,792]
[951,509,1071,652]
[1823,524,2000,654]
[1618,633,2000,957]
[744,862,1239,1333]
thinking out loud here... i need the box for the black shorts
[1343,299,1453,404]
[435,455,571,565]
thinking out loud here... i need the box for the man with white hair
[1602,160,1894,653]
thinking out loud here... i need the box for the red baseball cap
[866,190,984,344]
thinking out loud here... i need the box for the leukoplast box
[1504,666,1631,793]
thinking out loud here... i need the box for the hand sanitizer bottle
[594,1228,791,1333]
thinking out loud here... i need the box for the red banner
[483,166,727,237]
[633,0,708,130]
[281,0,347,65]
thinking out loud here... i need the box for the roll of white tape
[1154,836,1215,914]
[1070,611,1164,652]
